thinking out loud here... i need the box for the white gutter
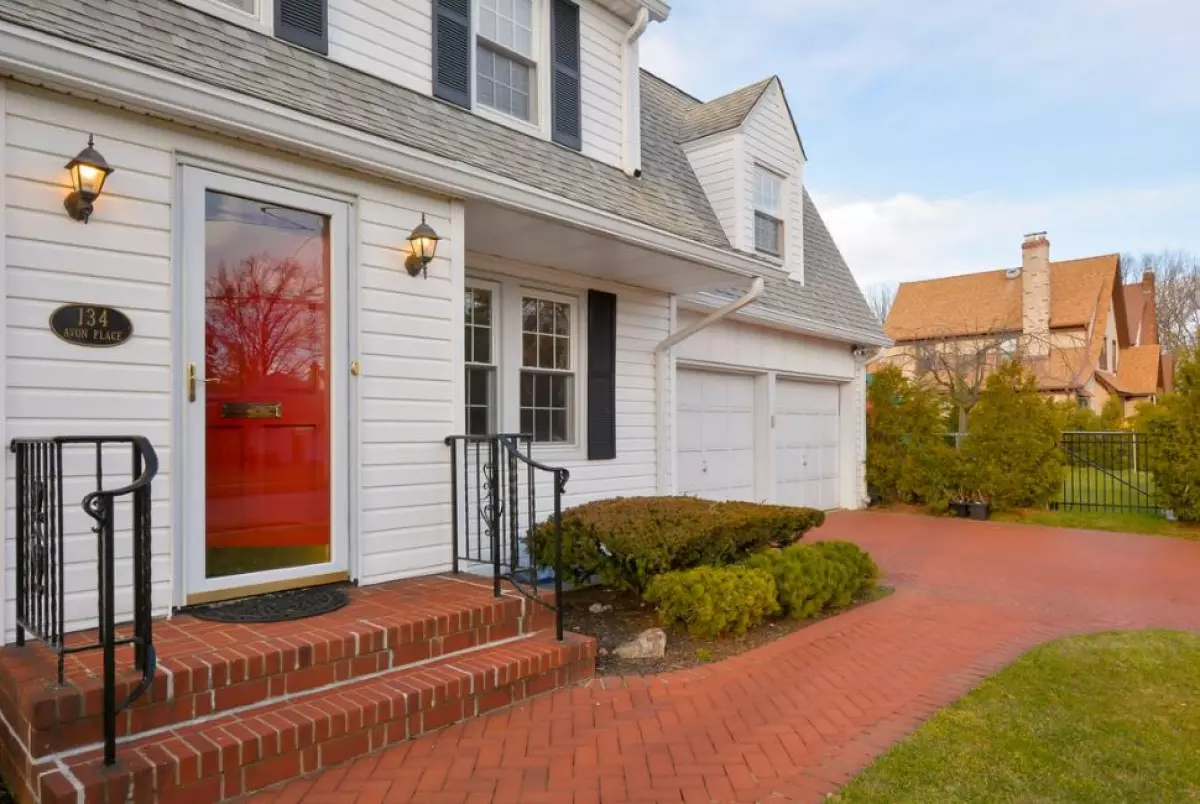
[621,8,651,177]
[0,22,778,283]
[655,277,765,353]
[654,278,764,495]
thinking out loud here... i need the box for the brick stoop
[0,576,589,803]
[42,632,594,803]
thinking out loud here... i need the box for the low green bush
[644,566,779,638]
[747,541,880,620]
[531,496,824,593]
[1135,348,1200,521]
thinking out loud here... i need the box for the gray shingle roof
[0,0,883,344]
[676,76,773,143]
[692,191,890,346]
[0,0,733,251]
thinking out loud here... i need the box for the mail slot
[221,402,283,419]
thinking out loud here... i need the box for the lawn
[1053,466,1157,511]
[994,508,1200,540]
[832,631,1200,803]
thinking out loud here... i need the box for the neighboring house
[0,0,886,635]
[878,232,1168,415]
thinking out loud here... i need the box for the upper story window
[1099,341,1108,371]
[477,0,537,122]
[753,166,784,256]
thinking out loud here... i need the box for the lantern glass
[71,161,109,198]
[406,216,441,264]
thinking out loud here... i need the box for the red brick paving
[243,512,1200,804]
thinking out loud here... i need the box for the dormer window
[477,0,537,122]
[753,166,784,256]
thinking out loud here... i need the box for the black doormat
[187,585,350,624]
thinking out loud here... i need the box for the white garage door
[774,380,841,510]
[677,369,757,500]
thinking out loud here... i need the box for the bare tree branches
[1120,250,1199,352]
[865,282,897,325]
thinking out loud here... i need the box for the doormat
[187,585,350,623]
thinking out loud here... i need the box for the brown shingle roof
[1102,345,1163,396]
[1122,283,1145,344]
[886,254,1120,342]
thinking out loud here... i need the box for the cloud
[817,182,1200,288]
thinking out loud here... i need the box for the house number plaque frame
[49,304,133,348]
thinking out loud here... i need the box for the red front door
[202,191,332,580]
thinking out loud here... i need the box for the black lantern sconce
[405,214,441,278]
[63,135,114,223]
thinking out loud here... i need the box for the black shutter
[276,0,328,55]
[434,0,472,108]
[550,0,582,150]
[587,290,617,460]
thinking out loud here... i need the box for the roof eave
[682,295,893,347]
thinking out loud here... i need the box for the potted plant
[949,491,970,518]
[968,491,991,521]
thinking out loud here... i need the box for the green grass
[832,631,1200,804]
[993,508,1200,540]
[1054,466,1157,510]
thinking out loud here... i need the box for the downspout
[622,8,651,177]
[654,277,766,493]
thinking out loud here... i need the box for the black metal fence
[11,436,159,766]
[445,434,569,641]
[1055,430,1160,515]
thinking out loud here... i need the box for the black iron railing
[11,436,159,767]
[445,434,569,641]
[1055,430,1160,515]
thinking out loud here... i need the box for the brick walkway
[244,512,1200,804]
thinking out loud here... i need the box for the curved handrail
[495,435,571,483]
[81,437,158,519]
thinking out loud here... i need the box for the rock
[597,647,609,657]
[612,628,667,660]
[588,602,613,614]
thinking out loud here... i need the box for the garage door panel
[676,369,757,501]
[774,379,841,510]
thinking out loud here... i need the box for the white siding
[3,86,457,638]
[741,83,804,279]
[579,2,626,169]
[328,0,432,96]
[682,132,741,247]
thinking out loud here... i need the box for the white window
[465,284,497,436]
[520,294,574,443]
[215,0,256,10]
[753,166,785,256]
[477,0,536,122]
[179,0,271,31]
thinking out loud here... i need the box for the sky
[641,0,1200,289]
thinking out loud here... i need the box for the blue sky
[641,0,1200,288]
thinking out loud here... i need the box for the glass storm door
[182,168,349,603]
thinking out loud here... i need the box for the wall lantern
[63,135,114,223]
[405,214,441,278]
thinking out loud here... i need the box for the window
[477,0,536,121]
[1099,341,1108,371]
[753,166,784,256]
[464,286,497,436]
[215,0,256,10]
[520,295,574,443]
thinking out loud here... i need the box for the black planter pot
[949,501,970,518]
[968,501,991,521]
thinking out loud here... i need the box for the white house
[0,0,887,634]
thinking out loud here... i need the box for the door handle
[187,363,219,402]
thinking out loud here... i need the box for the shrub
[748,541,881,620]
[1135,348,1200,521]
[644,566,779,638]
[531,497,824,594]
[866,366,955,505]
[813,541,880,601]
[961,362,1065,510]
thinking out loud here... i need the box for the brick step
[36,631,595,804]
[1,580,540,760]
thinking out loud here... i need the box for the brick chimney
[1141,267,1158,346]
[1022,232,1051,356]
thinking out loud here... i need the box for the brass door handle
[187,363,220,402]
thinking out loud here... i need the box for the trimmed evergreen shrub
[813,541,880,603]
[961,362,1065,510]
[531,497,825,593]
[747,541,881,620]
[866,365,955,505]
[1135,348,1200,521]
[644,566,779,638]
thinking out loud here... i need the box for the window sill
[475,104,546,140]
[176,0,272,35]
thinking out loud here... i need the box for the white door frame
[177,166,352,604]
